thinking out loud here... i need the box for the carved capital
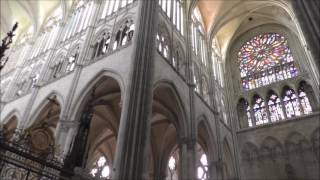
[179,137,196,149]
[59,120,78,132]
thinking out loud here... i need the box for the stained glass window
[158,0,184,35]
[157,33,170,59]
[197,154,208,180]
[246,101,253,127]
[90,156,111,179]
[167,150,179,180]
[298,86,312,114]
[238,33,298,90]
[283,88,301,118]
[267,93,285,122]
[252,95,268,125]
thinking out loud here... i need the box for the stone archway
[148,83,187,180]
[65,76,122,179]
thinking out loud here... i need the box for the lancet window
[100,0,135,19]
[238,33,298,90]
[166,150,179,180]
[92,32,111,59]
[113,20,135,50]
[158,0,184,35]
[191,8,207,66]
[90,156,111,179]
[283,88,301,118]
[156,31,170,60]
[267,92,285,122]
[298,84,312,114]
[50,58,64,80]
[201,76,210,103]
[238,84,314,129]
[193,64,201,93]
[197,154,209,180]
[252,95,268,126]
[211,38,224,87]
[62,0,95,41]
[66,47,79,72]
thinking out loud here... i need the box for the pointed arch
[237,98,252,128]
[197,115,219,179]
[260,136,283,159]
[285,131,310,153]
[150,80,188,179]
[27,93,63,132]
[241,142,259,161]
[70,70,125,122]
[222,138,236,179]
[153,80,188,138]
[1,109,21,125]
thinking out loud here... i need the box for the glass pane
[238,33,298,90]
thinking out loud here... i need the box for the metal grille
[0,137,72,180]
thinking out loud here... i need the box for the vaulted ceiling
[0,0,72,39]
[195,0,295,57]
[1,0,296,57]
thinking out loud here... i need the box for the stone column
[179,137,196,180]
[292,0,320,70]
[112,1,158,179]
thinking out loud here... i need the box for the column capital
[59,120,78,132]
[178,137,196,149]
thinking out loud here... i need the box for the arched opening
[252,94,268,126]
[222,139,235,180]
[237,98,251,128]
[25,95,61,155]
[2,116,18,140]
[148,84,185,180]
[85,77,121,179]
[282,86,301,118]
[65,76,122,179]
[197,120,216,179]
[156,25,171,60]
[113,20,135,50]
[259,136,284,179]
[298,81,317,113]
[267,90,285,122]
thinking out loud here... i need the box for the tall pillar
[291,0,320,70]
[179,137,196,180]
[112,1,158,179]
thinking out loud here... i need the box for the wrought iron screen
[0,136,72,180]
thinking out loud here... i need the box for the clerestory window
[158,0,184,35]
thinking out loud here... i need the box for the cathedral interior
[0,0,319,179]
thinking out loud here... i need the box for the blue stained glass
[238,33,298,90]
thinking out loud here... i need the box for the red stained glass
[238,33,298,90]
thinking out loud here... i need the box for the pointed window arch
[191,7,206,66]
[237,98,252,128]
[90,156,111,179]
[298,82,313,114]
[158,0,184,35]
[167,148,179,180]
[252,95,268,125]
[267,91,285,122]
[238,33,298,90]
[92,31,111,59]
[113,20,135,50]
[157,27,170,60]
[282,87,301,118]
[100,0,135,19]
